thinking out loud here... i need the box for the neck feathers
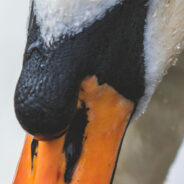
[134,0,184,120]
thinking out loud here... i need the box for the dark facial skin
[14,0,148,183]
[14,0,147,138]
[14,4,88,136]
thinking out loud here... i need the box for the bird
[13,0,184,183]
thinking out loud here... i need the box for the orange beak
[13,76,134,184]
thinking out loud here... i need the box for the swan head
[14,0,184,183]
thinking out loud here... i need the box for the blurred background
[114,54,184,184]
[0,1,183,183]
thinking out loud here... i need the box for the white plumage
[134,0,184,120]
[34,0,123,45]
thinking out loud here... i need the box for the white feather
[34,0,123,45]
[133,0,184,120]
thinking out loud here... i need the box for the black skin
[31,139,38,170]
[63,101,89,183]
[14,0,148,183]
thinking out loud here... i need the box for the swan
[13,0,184,183]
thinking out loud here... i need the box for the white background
[0,1,28,183]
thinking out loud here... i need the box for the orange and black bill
[14,76,134,184]
[13,0,149,183]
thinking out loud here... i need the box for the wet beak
[14,76,134,184]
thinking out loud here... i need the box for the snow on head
[34,0,123,45]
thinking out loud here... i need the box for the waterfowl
[13,0,184,183]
